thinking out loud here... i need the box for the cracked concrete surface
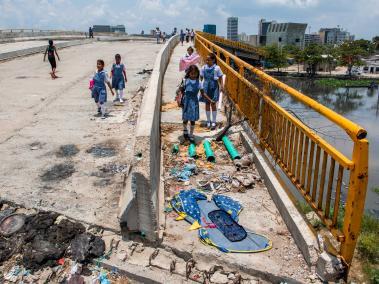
[0,41,161,230]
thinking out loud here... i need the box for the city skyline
[0,0,378,39]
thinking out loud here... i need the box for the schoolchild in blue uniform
[110,54,127,103]
[200,53,224,130]
[92,59,114,119]
[181,65,213,142]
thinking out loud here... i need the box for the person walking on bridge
[91,59,115,118]
[110,54,127,103]
[43,40,60,79]
[156,27,161,44]
[180,29,185,46]
[190,29,195,42]
[200,53,224,130]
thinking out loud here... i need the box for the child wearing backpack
[180,65,213,142]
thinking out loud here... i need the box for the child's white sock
[206,111,211,123]
[212,111,217,124]
[100,104,106,116]
[183,122,188,133]
[119,89,124,99]
[189,124,195,136]
[115,90,119,100]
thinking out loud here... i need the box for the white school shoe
[119,98,124,103]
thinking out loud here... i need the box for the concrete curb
[98,259,197,284]
[0,35,86,44]
[118,35,180,241]
[0,39,93,62]
[239,128,319,266]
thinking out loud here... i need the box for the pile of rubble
[0,202,128,283]
[163,131,263,199]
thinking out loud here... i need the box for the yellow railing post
[340,139,369,267]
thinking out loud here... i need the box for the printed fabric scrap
[170,164,197,182]
[171,189,207,223]
[171,189,272,253]
[171,189,241,223]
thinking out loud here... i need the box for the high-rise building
[203,24,216,35]
[258,19,275,46]
[304,33,321,46]
[266,22,307,48]
[238,32,248,42]
[227,17,238,41]
[319,28,354,45]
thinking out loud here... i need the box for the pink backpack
[89,79,94,90]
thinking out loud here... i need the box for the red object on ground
[57,258,65,265]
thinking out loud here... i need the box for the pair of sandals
[183,132,195,143]
[206,122,217,131]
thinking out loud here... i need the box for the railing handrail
[195,31,369,272]
[197,32,367,142]
[197,31,264,56]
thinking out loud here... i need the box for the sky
[0,0,378,39]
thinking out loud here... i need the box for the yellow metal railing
[195,32,369,269]
[197,31,264,56]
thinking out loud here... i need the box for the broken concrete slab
[118,35,180,241]
[316,251,345,282]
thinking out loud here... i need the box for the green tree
[338,40,368,77]
[303,43,323,77]
[354,39,375,55]
[373,36,379,50]
[263,44,288,72]
[283,45,304,73]
[323,45,338,75]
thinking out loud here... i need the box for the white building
[319,28,354,45]
[239,33,259,46]
[363,55,379,74]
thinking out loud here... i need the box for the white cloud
[255,0,319,7]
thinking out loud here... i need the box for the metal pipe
[188,143,197,158]
[203,140,215,162]
[222,136,241,160]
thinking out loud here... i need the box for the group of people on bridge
[43,39,127,119]
[177,40,225,143]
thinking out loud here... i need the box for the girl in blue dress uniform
[181,65,212,142]
[200,53,224,130]
[110,54,127,103]
[91,59,114,118]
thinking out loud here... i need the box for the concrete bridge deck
[0,40,161,230]
[0,36,325,283]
